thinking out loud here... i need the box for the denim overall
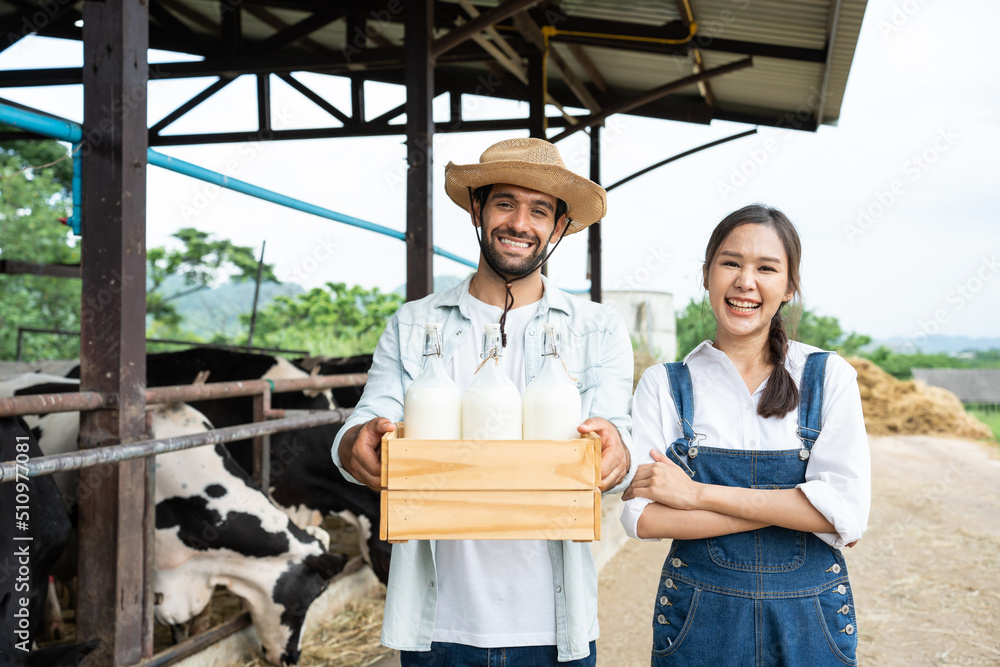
[651,353,858,666]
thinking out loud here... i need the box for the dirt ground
[596,435,1000,666]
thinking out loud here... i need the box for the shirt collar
[683,339,718,363]
[439,272,571,317]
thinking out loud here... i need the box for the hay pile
[231,596,393,667]
[847,357,993,440]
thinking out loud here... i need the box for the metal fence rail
[0,408,353,483]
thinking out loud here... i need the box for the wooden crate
[379,424,602,542]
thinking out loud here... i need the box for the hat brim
[444,160,606,233]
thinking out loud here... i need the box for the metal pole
[405,0,435,302]
[247,240,266,348]
[588,125,602,303]
[78,0,150,662]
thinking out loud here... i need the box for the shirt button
[664,578,674,589]
[429,581,435,587]
[836,584,847,595]
[529,330,535,336]
[659,595,670,606]
[555,585,562,593]
[748,440,755,447]
[744,402,752,410]
[576,381,583,388]
[844,624,855,635]
[657,614,668,625]
[831,564,842,574]
[456,331,462,336]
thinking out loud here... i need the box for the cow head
[249,552,349,665]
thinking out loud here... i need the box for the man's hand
[578,417,630,492]
[338,417,395,491]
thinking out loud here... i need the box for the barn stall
[0,0,868,664]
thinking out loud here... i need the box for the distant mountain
[864,335,1000,355]
[149,275,303,340]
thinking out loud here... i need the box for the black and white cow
[0,416,100,667]
[0,377,349,665]
[75,349,390,584]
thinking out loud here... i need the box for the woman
[621,204,870,665]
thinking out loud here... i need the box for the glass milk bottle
[403,323,462,439]
[462,323,522,440]
[523,323,582,440]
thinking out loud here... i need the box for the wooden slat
[380,489,389,541]
[386,439,598,491]
[384,490,597,541]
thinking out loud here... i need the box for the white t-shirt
[432,294,559,647]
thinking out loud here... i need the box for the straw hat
[444,137,607,233]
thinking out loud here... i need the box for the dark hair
[704,204,802,419]
[472,185,570,229]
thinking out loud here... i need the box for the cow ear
[304,553,349,579]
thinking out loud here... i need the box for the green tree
[0,137,81,360]
[243,282,403,356]
[675,298,871,360]
[147,228,277,337]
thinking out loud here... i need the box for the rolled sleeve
[590,312,636,495]
[332,313,406,484]
[798,356,871,548]
[620,364,672,541]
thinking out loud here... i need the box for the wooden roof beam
[550,57,753,143]
[511,12,600,113]
[566,43,607,93]
[432,0,541,58]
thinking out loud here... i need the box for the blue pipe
[146,150,477,269]
[0,103,82,143]
[69,143,82,234]
[0,102,476,269]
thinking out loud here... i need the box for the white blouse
[621,340,871,549]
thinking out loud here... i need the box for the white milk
[462,385,522,440]
[523,323,582,440]
[462,323,522,440]
[523,384,581,439]
[405,385,462,439]
[403,323,462,439]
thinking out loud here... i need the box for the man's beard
[481,228,546,277]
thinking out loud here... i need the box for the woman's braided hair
[704,204,802,419]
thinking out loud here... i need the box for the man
[334,137,636,665]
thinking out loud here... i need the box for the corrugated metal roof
[912,369,1000,404]
[0,0,870,132]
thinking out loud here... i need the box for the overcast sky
[1,0,998,343]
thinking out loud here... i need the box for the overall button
[688,447,699,458]
[830,563,842,574]
[842,624,855,635]
[836,584,847,595]
[659,595,670,606]
[664,578,675,589]
[657,614,669,625]
[799,449,811,460]
[671,558,684,568]
[838,605,850,615]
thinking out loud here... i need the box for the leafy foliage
[147,228,277,336]
[675,297,871,359]
[865,346,1000,380]
[242,282,403,356]
[0,137,80,360]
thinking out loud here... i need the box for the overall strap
[664,362,699,476]
[665,362,696,443]
[796,351,833,459]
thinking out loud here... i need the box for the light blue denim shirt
[332,274,636,662]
